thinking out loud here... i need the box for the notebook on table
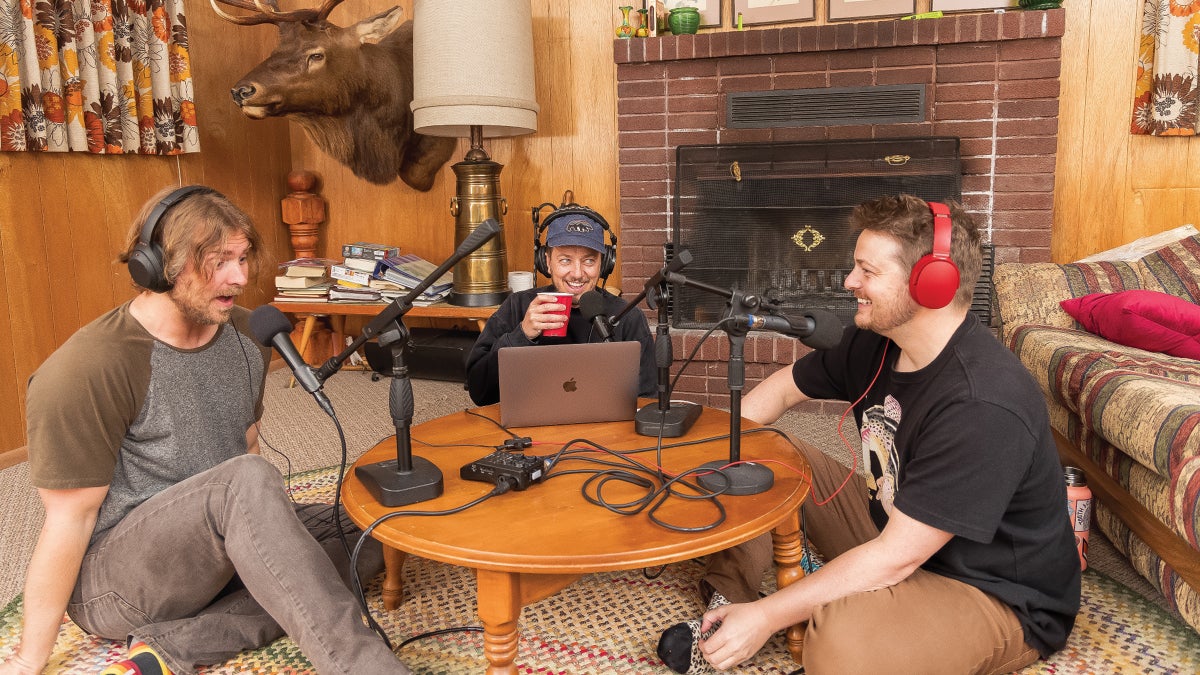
[498,342,640,427]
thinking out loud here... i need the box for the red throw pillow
[1059,290,1200,360]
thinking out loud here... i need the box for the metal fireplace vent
[727,84,926,128]
[671,137,962,330]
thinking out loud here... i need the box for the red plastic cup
[538,292,573,337]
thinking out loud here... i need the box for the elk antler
[210,0,348,26]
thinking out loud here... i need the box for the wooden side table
[270,300,498,369]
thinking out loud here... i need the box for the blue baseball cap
[545,214,606,253]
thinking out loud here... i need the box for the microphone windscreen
[248,305,293,347]
[803,308,846,350]
[578,289,607,321]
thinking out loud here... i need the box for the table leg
[289,314,319,389]
[381,546,408,611]
[772,510,805,663]
[475,570,581,675]
[476,569,521,675]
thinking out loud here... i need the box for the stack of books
[274,258,333,302]
[329,255,384,304]
[373,254,453,305]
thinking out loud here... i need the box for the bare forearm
[12,487,106,672]
[15,518,94,669]
[756,540,916,630]
[742,366,807,425]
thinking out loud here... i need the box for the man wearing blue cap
[465,211,656,406]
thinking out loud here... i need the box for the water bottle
[1064,466,1092,570]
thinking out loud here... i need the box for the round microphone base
[355,455,444,507]
[634,401,702,438]
[697,459,774,496]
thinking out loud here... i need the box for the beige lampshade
[411,0,539,138]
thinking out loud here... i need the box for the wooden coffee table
[340,403,811,674]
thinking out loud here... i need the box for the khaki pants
[704,440,1040,675]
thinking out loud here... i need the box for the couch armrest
[993,260,1149,337]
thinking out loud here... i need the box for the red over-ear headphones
[907,201,960,309]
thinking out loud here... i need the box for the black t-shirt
[792,314,1080,656]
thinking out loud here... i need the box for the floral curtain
[1132,0,1200,136]
[0,0,199,154]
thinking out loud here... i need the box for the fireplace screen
[671,137,962,329]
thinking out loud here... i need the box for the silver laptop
[498,342,640,427]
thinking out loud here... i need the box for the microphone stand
[314,219,501,507]
[634,280,701,437]
[665,271,774,496]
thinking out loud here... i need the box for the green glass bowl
[1018,0,1063,8]
[668,7,701,35]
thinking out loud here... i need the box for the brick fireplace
[612,9,1065,410]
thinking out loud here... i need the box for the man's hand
[697,601,776,671]
[520,294,568,340]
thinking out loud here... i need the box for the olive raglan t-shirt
[26,302,269,541]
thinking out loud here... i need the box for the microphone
[730,308,843,350]
[249,306,334,417]
[610,247,694,326]
[646,247,693,292]
[579,290,614,342]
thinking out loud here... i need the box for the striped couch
[993,234,1200,636]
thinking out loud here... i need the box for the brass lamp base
[448,140,511,307]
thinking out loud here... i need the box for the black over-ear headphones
[907,200,961,309]
[127,185,216,293]
[531,192,617,280]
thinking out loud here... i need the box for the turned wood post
[281,170,326,259]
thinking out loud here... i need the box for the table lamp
[412,0,539,307]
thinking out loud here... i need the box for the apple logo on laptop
[562,377,577,393]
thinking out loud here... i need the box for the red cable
[813,341,889,506]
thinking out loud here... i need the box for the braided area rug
[2,466,1198,674]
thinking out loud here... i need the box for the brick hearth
[612,9,1065,410]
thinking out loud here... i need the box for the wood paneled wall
[0,0,1193,454]
[291,1,622,285]
[0,10,293,453]
[1054,0,1200,262]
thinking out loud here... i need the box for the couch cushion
[1138,233,1200,303]
[1060,290,1200,360]
[994,261,1151,339]
[1008,325,1200,480]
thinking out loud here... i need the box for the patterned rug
[2,467,1198,674]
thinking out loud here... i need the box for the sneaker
[100,641,172,675]
[656,591,731,674]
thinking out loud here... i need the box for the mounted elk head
[211,0,456,189]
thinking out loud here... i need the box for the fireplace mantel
[615,9,1065,64]
[612,9,1066,409]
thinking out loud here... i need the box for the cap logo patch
[565,219,595,234]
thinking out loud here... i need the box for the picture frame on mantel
[734,0,815,26]
[666,0,723,28]
[932,0,1018,10]
[827,0,914,21]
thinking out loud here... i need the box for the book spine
[329,264,373,286]
[342,243,401,260]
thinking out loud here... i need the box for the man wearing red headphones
[465,210,656,406]
[657,194,1080,674]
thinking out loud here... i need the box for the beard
[854,287,917,334]
[169,277,240,326]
